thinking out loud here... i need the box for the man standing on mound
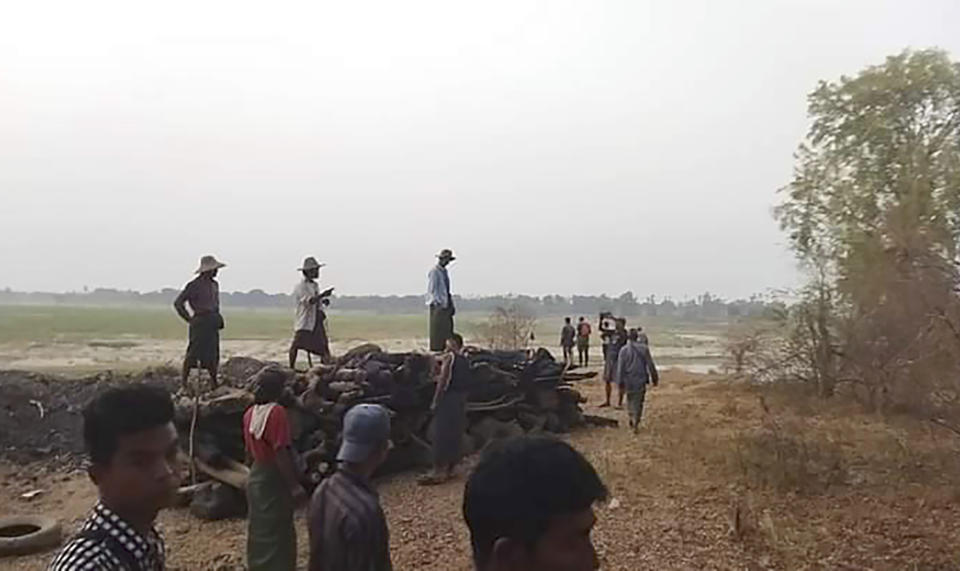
[289,256,334,369]
[174,255,226,388]
[426,248,456,352]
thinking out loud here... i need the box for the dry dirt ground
[3,370,960,570]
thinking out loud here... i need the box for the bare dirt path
[2,370,959,570]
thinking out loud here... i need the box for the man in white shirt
[427,249,456,351]
[289,257,334,369]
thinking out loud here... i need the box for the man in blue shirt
[616,329,659,433]
[426,249,456,351]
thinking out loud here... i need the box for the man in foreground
[616,329,660,433]
[560,317,576,364]
[50,384,180,570]
[463,436,608,571]
[309,404,393,571]
[289,256,335,369]
[576,316,592,367]
[174,255,226,388]
[427,248,456,352]
[244,368,307,571]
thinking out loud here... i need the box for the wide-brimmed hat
[436,249,456,261]
[298,256,325,271]
[196,255,227,274]
[337,404,391,463]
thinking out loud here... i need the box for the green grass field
[0,304,727,345]
[0,305,437,343]
[0,304,728,374]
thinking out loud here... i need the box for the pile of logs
[174,344,611,519]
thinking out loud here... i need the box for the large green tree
[777,49,960,276]
[775,49,960,405]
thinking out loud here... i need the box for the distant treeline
[0,288,779,320]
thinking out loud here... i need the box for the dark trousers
[577,340,589,366]
[429,305,454,352]
[627,386,647,428]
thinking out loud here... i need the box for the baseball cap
[337,404,391,463]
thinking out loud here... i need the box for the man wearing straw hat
[289,256,334,369]
[174,255,226,388]
[426,248,456,352]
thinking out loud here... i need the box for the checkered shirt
[48,502,165,570]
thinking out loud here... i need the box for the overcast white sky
[1,0,958,299]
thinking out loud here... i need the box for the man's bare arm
[431,354,453,409]
[275,447,307,504]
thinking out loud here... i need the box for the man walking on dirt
[427,248,456,352]
[289,256,334,369]
[576,316,592,367]
[560,317,576,364]
[616,329,659,433]
[600,318,628,408]
[174,255,225,388]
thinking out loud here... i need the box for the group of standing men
[51,380,611,571]
[560,316,594,366]
[599,318,659,433]
[48,250,655,570]
[561,315,659,433]
[173,254,336,389]
[174,249,459,389]
[165,249,473,568]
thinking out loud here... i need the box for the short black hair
[450,332,464,347]
[565,317,571,323]
[628,328,639,341]
[463,436,608,567]
[83,384,175,465]
[253,367,287,404]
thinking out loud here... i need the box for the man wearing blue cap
[308,404,393,571]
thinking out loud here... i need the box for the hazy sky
[2,1,958,299]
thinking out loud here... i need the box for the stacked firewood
[174,344,611,519]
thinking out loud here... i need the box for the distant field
[0,305,438,344]
[0,304,728,373]
[0,304,726,344]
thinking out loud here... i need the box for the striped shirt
[308,469,392,571]
[49,502,165,570]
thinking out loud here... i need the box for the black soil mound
[0,369,178,465]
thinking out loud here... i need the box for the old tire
[0,515,62,557]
